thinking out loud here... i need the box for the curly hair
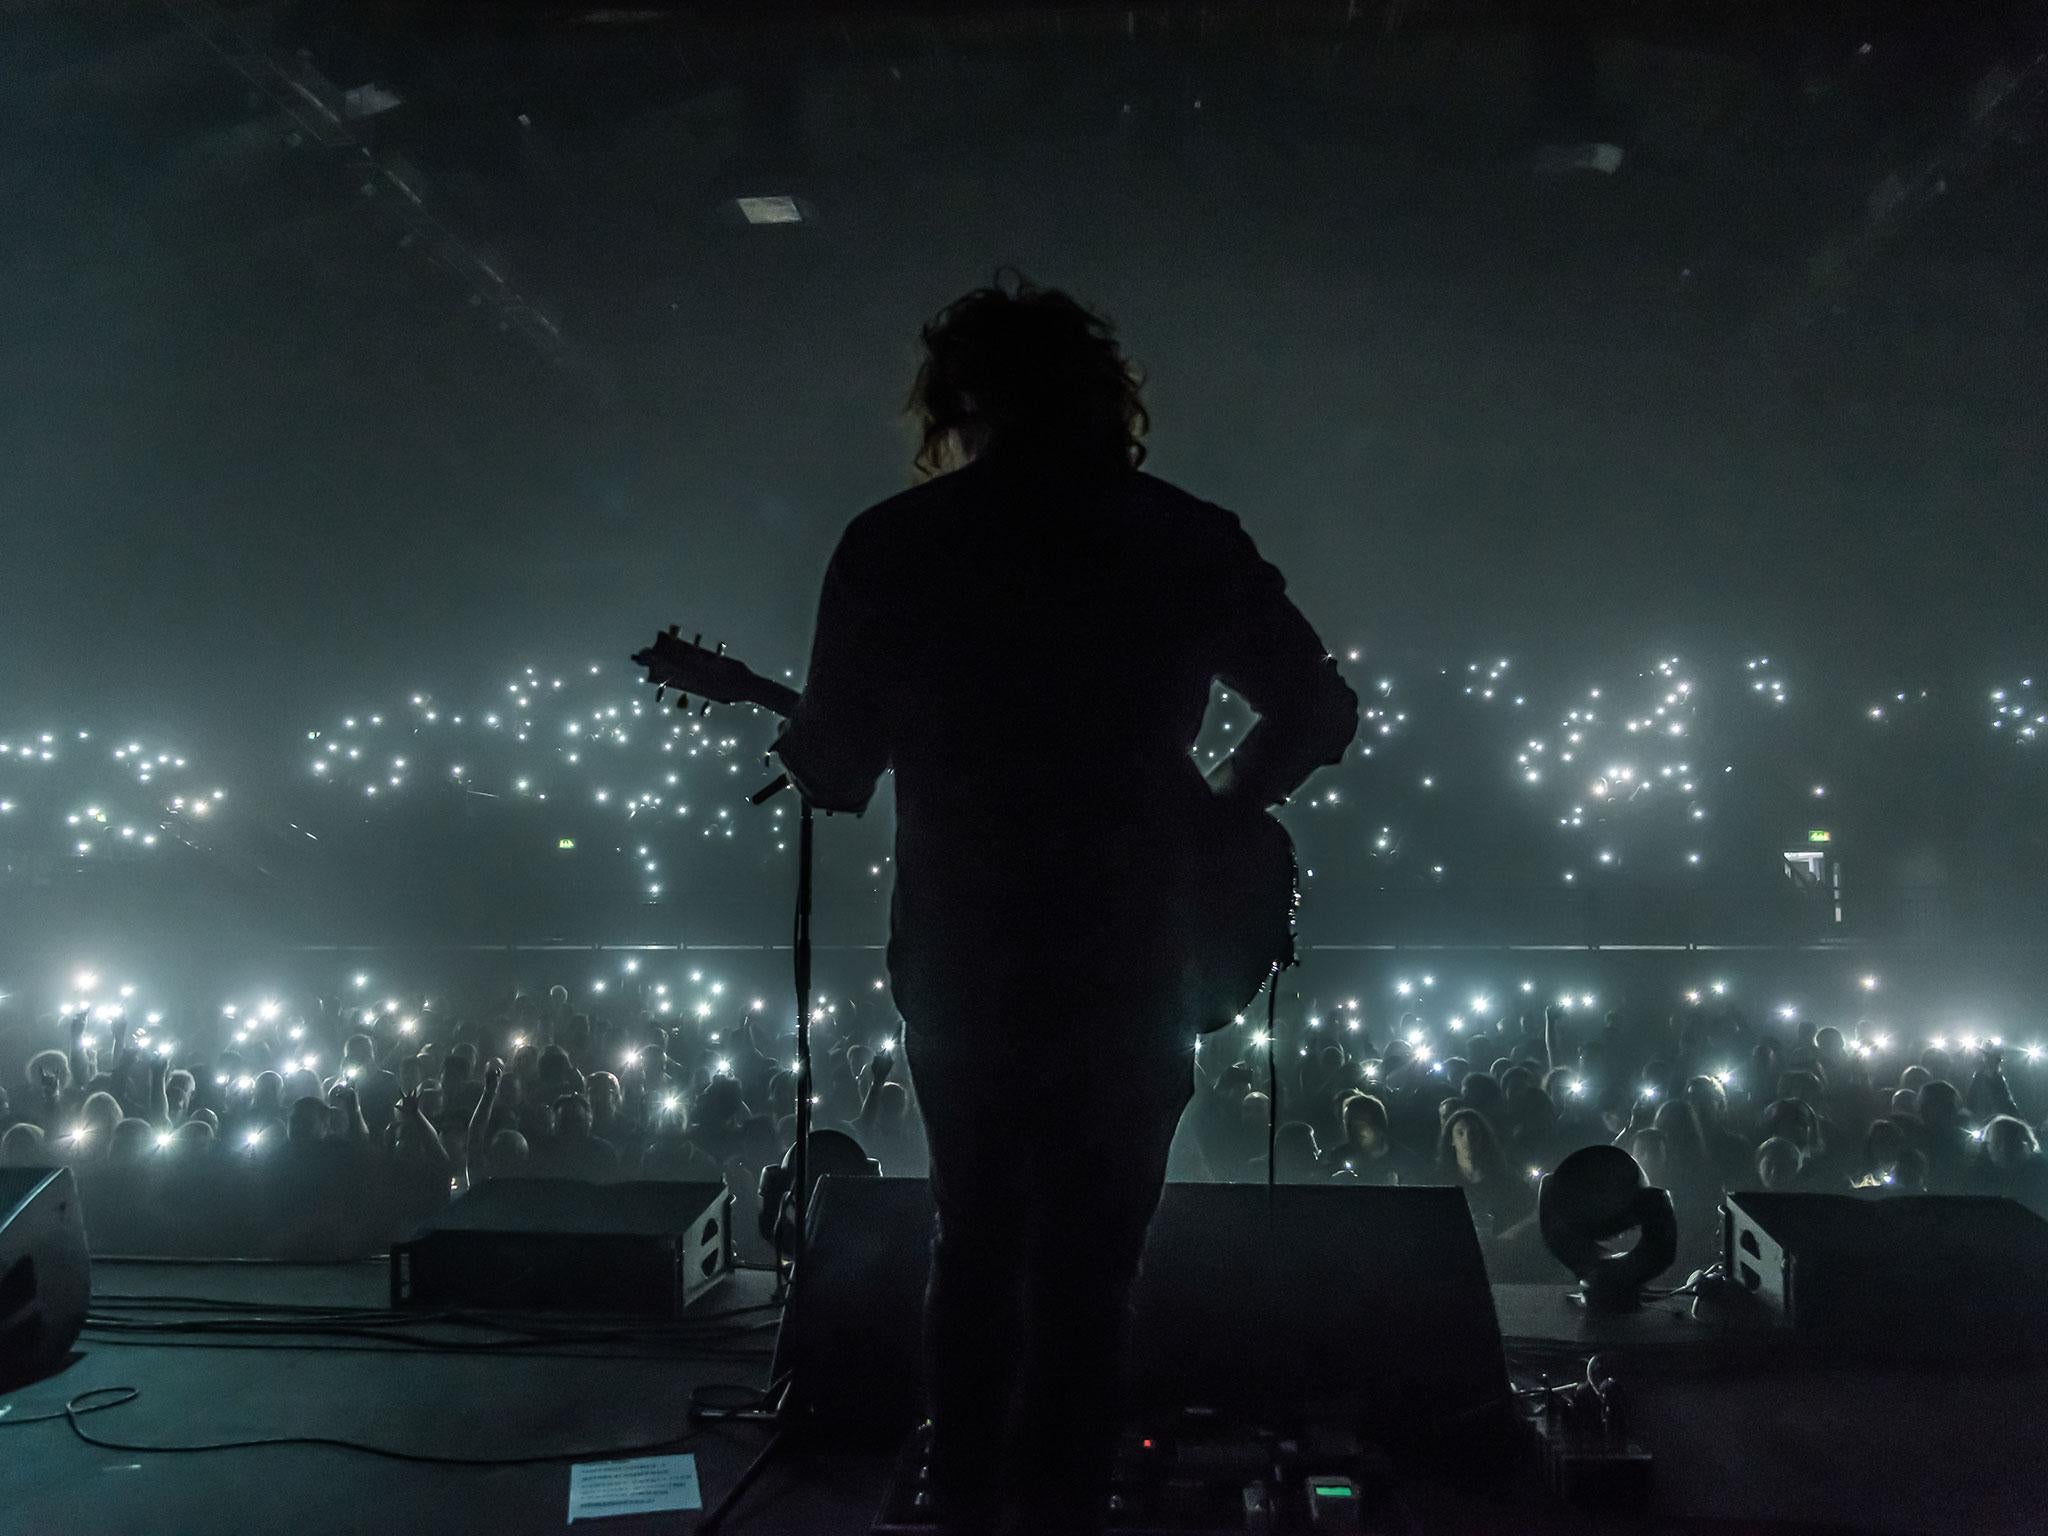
[904,266,1150,480]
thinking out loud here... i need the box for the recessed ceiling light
[737,195,803,224]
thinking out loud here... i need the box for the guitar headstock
[631,626,800,718]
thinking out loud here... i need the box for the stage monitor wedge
[1727,1191,2048,1362]
[392,1178,731,1316]
[776,1179,1511,1444]
[0,1167,91,1389]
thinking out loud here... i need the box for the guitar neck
[749,676,802,719]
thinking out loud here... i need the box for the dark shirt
[774,451,1359,1041]
[1460,1169,1538,1238]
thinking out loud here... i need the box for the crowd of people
[1178,996,2048,1280]
[4,975,2046,1278]
[0,980,925,1258]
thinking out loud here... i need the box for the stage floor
[3,1260,2044,1535]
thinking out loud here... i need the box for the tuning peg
[654,685,667,705]
[674,692,690,711]
[698,699,712,717]
[665,623,679,638]
[692,633,702,648]
[716,641,727,656]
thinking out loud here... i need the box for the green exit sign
[1807,829,1831,843]
[557,837,576,850]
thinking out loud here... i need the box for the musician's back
[777,443,1358,1036]
[770,271,1356,1536]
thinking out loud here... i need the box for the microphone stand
[750,768,816,1288]
[692,766,814,1534]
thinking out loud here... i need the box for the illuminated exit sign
[557,838,576,850]
[1807,829,1831,843]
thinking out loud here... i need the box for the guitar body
[1190,797,1299,1033]
[632,624,1300,1034]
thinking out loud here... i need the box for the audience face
[1343,1096,1388,1155]
[1449,1117,1480,1177]
[1985,1117,2038,1170]
[1757,1138,1804,1190]
[26,1050,72,1093]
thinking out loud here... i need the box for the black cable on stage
[88,1302,778,1335]
[72,1336,773,1367]
[0,1385,714,1467]
[92,1253,388,1268]
[75,1294,784,1363]
[689,1372,791,1417]
[80,1325,776,1357]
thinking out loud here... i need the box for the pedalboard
[871,1412,1411,1534]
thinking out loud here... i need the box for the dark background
[2,1,2044,966]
